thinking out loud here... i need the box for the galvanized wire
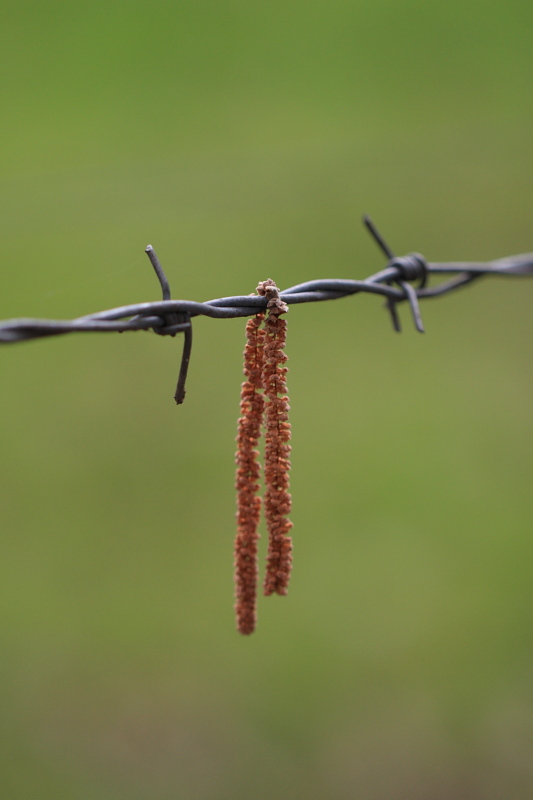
[1,249,531,341]
[1,218,532,402]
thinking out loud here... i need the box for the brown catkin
[233,313,265,634]
[257,281,293,597]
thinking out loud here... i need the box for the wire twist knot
[390,253,429,287]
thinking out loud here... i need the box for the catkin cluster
[234,280,293,635]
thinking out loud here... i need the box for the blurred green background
[1,1,533,798]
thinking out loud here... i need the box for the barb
[1,219,532,399]
[363,215,428,332]
[143,245,192,404]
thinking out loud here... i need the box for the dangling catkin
[256,280,293,597]
[234,313,265,634]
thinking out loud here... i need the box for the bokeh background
[1,2,533,798]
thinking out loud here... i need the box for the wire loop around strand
[390,253,429,288]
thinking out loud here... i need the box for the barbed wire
[1,217,532,403]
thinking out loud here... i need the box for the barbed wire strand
[1,217,532,403]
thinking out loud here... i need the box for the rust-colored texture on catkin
[234,313,265,634]
[257,280,293,597]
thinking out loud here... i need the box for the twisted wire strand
[1,252,532,343]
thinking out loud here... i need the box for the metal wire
[1,218,532,402]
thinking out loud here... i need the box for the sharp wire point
[400,280,425,333]
[363,215,395,260]
[145,245,172,301]
[385,298,402,332]
[174,322,193,404]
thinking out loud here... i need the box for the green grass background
[1,2,533,798]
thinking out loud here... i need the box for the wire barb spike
[363,214,395,260]
[144,245,193,404]
[145,245,171,301]
[362,214,426,334]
